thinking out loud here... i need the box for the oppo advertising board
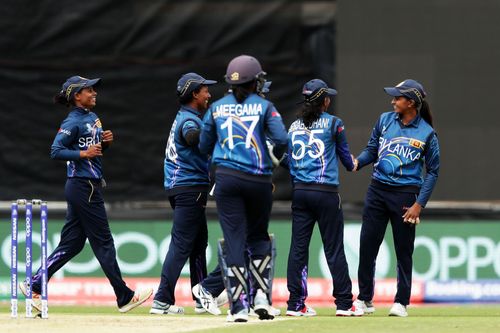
[1,220,500,302]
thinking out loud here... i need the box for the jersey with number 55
[199,93,287,176]
[286,113,354,186]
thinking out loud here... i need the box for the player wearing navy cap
[353,79,440,317]
[150,73,217,315]
[19,76,152,313]
[284,79,363,317]
[199,55,287,322]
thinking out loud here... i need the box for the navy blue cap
[61,76,101,101]
[384,79,426,104]
[302,79,337,102]
[177,73,217,98]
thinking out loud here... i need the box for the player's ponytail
[53,92,71,106]
[419,100,434,127]
[232,80,257,103]
[300,96,324,128]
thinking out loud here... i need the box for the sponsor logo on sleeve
[58,128,71,136]
[85,123,93,133]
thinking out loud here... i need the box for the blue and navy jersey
[50,107,104,179]
[199,93,287,176]
[164,105,210,190]
[286,113,354,187]
[357,111,440,206]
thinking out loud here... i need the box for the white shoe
[270,306,281,316]
[149,300,185,315]
[195,291,228,314]
[226,309,248,322]
[253,289,274,320]
[216,291,229,306]
[336,305,364,317]
[119,288,153,313]
[19,281,42,312]
[192,284,221,315]
[389,302,408,317]
[249,306,280,317]
[286,305,317,317]
[353,299,375,314]
[195,301,207,314]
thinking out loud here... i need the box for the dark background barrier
[0,0,498,203]
[0,0,334,201]
[336,0,500,202]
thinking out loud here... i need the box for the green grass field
[2,304,500,333]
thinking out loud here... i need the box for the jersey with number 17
[287,113,354,186]
[199,93,287,176]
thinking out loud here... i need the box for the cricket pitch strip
[1,312,288,333]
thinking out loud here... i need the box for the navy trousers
[357,185,417,306]
[202,265,225,297]
[287,189,353,311]
[214,172,273,313]
[154,191,208,305]
[32,178,134,307]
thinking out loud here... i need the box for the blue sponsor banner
[425,280,500,302]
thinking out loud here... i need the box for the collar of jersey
[71,106,90,114]
[180,104,201,117]
[394,112,420,128]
